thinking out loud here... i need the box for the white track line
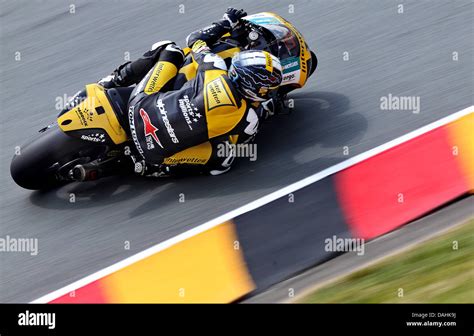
[32,105,473,303]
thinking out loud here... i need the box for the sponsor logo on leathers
[129,105,144,155]
[178,95,203,130]
[139,108,163,148]
[156,99,179,144]
[205,77,235,110]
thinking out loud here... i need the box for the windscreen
[261,24,300,60]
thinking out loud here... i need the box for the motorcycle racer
[10,9,318,189]
[99,8,248,90]
[99,9,283,177]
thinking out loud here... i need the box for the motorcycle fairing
[57,84,128,145]
[179,12,312,90]
[244,12,312,88]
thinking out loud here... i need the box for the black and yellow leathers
[173,19,243,89]
[103,15,239,88]
[100,16,270,176]
[125,40,261,176]
[97,10,316,177]
[104,17,239,90]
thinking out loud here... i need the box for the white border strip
[32,106,473,303]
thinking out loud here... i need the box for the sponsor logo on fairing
[80,133,106,143]
[156,99,179,144]
[283,60,299,70]
[139,108,163,149]
[74,106,93,127]
[281,56,300,73]
[282,71,298,84]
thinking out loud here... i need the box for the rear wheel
[10,123,105,190]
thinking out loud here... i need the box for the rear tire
[10,123,98,190]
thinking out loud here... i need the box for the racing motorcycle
[10,12,317,190]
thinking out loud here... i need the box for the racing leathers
[173,13,249,90]
[98,8,273,176]
[123,40,264,176]
[100,7,246,90]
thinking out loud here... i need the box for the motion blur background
[0,0,472,302]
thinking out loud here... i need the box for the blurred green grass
[301,219,474,303]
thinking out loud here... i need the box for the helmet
[228,50,283,102]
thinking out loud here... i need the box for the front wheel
[10,123,103,190]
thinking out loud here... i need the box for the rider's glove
[222,8,247,29]
[191,40,210,54]
[98,61,133,88]
[97,74,117,89]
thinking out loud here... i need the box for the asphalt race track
[0,0,472,302]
